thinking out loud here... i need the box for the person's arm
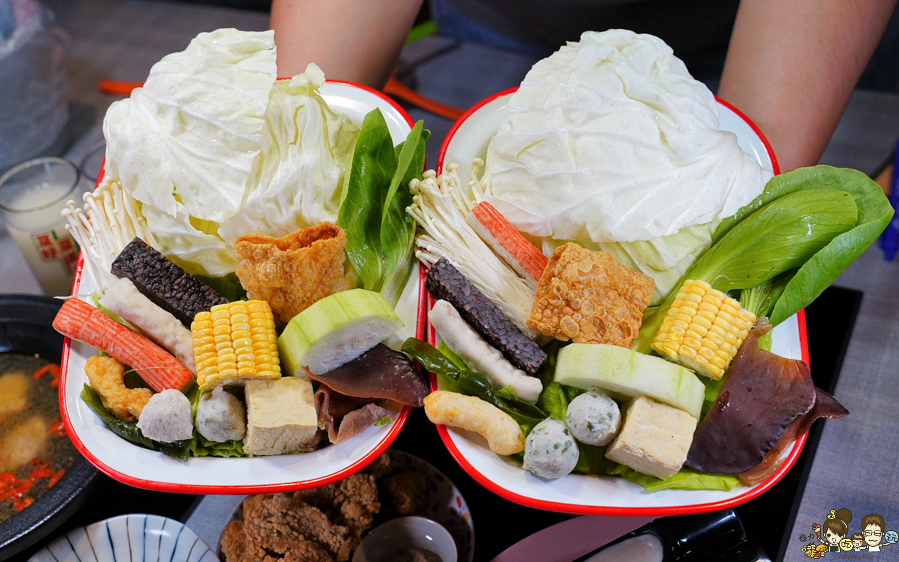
[717,0,897,172]
[269,0,424,89]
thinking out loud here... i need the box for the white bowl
[352,516,457,562]
[29,514,217,562]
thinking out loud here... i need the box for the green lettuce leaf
[603,463,739,492]
[538,382,568,422]
[194,273,247,302]
[190,434,247,458]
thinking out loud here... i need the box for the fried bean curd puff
[423,390,524,455]
[0,415,49,472]
[84,355,153,422]
[565,390,621,446]
[234,223,351,325]
[523,418,579,479]
[528,243,654,348]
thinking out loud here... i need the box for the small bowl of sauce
[353,515,457,562]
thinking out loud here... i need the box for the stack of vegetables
[408,162,892,491]
[55,29,434,462]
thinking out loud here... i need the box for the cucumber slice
[555,344,704,419]
[278,289,404,376]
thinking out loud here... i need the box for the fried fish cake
[84,355,153,422]
[235,222,351,325]
[424,390,525,455]
[527,243,654,348]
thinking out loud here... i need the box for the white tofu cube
[243,377,318,455]
[604,395,697,479]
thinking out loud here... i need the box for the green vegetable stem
[400,337,546,430]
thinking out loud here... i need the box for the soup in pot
[0,353,78,522]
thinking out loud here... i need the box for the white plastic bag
[0,0,68,172]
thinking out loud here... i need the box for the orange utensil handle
[384,76,466,121]
[98,80,143,96]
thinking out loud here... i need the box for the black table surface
[6,286,862,562]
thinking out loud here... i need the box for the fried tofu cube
[604,396,697,480]
[243,377,318,455]
[527,243,654,347]
[235,222,351,325]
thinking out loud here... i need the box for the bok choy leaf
[634,166,884,352]
[338,109,429,307]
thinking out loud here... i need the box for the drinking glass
[0,157,81,295]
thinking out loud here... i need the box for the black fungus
[111,237,228,326]
[303,344,428,407]
[425,257,546,375]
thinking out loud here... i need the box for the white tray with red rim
[59,81,429,494]
[424,87,806,516]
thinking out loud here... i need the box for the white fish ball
[196,386,246,442]
[565,391,621,446]
[523,418,579,479]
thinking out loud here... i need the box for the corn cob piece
[651,279,756,380]
[192,300,281,391]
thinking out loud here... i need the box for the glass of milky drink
[0,157,81,295]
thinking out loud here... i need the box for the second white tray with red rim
[422,87,805,516]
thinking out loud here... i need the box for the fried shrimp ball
[523,418,579,479]
[423,390,524,455]
[84,355,153,422]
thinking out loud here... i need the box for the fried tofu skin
[84,355,153,422]
[423,390,524,455]
[527,243,654,348]
[234,223,351,325]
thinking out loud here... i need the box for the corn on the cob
[192,300,281,390]
[651,279,756,380]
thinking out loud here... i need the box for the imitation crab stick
[53,298,194,393]
[466,201,548,284]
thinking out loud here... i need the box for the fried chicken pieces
[235,223,351,325]
[221,452,427,562]
[527,243,654,347]
[222,473,379,562]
